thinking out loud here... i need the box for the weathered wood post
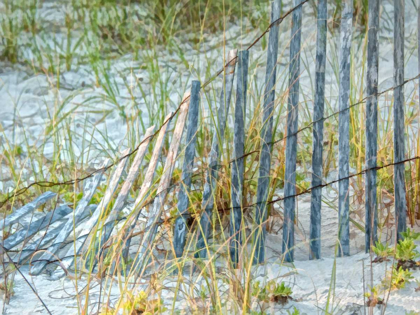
[99,126,155,250]
[253,0,281,265]
[309,0,327,260]
[337,0,352,257]
[132,92,190,273]
[365,0,379,252]
[283,0,303,263]
[394,0,407,240]
[230,50,249,266]
[172,81,201,258]
[121,113,172,261]
[196,50,237,259]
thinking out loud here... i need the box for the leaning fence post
[394,0,407,241]
[196,50,237,259]
[253,0,281,265]
[309,0,327,260]
[230,50,249,267]
[173,81,201,258]
[337,0,352,257]
[133,92,190,274]
[282,0,303,263]
[365,0,379,252]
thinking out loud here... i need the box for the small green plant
[382,266,414,291]
[372,241,394,262]
[287,307,300,315]
[396,238,420,262]
[401,228,420,241]
[364,284,384,307]
[252,280,293,305]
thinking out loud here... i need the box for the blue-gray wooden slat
[173,81,201,258]
[3,205,71,251]
[0,191,56,230]
[17,204,97,265]
[195,50,237,259]
[394,0,407,240]
[365,0,379,251]
[131,93,190,273]
[253,0,281,264]
[309,0,327,260]
[282,0,303,263]
[337,0,352,257]
[230,50,249,266]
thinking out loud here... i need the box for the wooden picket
[309,0,327,260]
[283,0,303,263]
[196,49,237,259]
[253,0,280,264]
[230,50,249,266]
[393,0,407,241]
[173,81,201,258]
[365,0,379,251]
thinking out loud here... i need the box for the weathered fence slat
[98,126,155,253]
[283,0,303,263]
[3,205,71,251]
[196,49,237,259]
[365,0,379,251]
[173,81,201,258]
[132,93,190,273]
[309,0,327,260]
[17,205,97,265]
[394,0,407,241]
[30,159,110,275]
[0,191,56,230]
[337,0,352,257]
[230,50,249,266]
[121,114,173,261]
[51,148,131,278]
[253,0,281,264]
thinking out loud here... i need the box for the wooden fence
[1,0,418,279]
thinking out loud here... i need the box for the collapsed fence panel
[2,205,71,252]
[230,50,249,266]
[253,0,281,264]
[30,159,110,275]
[196,50,237,259]
[52,148,131,279]
[18,205,97,265]
[309,0,327,260]
[0,191,56,230]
